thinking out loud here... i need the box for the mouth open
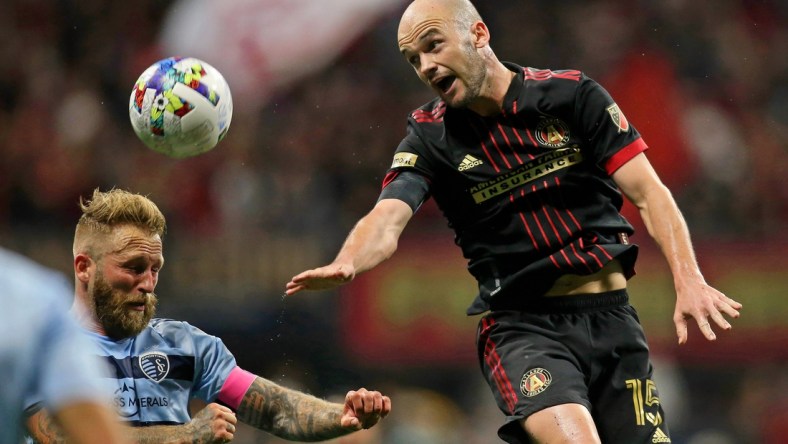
[128,301,146,311]
[435,76,456,93]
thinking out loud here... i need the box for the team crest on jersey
[535,118,570,148]
[520,368,552,397]
[606,103,629,133]
[139,351,170,383]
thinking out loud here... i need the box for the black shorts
[477,290,671,444]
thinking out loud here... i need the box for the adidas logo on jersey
[458,154,483,171]
[651,427,671,443]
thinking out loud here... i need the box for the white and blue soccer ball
[129,56,232,158]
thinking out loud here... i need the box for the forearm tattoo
[236,377,349,441]
[29,409,195,444]
[133,425,196,444]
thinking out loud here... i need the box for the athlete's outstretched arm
[27,403,237,444]
[612,152,742,344]
[285,198,414,295]
[236,377,391,440]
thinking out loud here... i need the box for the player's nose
[418,54,438,77]
[138,271,157,293]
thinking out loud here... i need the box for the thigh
[476,312,593,444]
[523,403,601,444]
[589,305,671,444]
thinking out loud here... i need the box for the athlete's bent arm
[612,153,742,344]
[27,402,237,444]
[25,401,127,444]
[27,376,390,444]
[285,198,414,295]
[236,377,391,440]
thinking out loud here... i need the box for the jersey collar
[500,61,525,115]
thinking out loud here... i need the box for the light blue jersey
[0,247,109,444]
[88,319,239,426]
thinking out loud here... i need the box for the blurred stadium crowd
[0,1,786,443]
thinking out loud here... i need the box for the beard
[450,42,487,109]
[90,272,158,340]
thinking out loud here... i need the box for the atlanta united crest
[520,368,552,397]
[534,118,570,148]
[606,103,630,133]
[139,351,170,382]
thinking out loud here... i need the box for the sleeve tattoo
[236,377,350,441]
[28,409,196,444]
[30,378,351,443]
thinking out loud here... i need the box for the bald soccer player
[286,1,741,443]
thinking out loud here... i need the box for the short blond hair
[74,188,166,255]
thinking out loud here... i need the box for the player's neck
[70,298,107,336]
[468,62,516,117]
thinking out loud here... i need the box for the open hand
[674,281,742,344]
[285,264,356,296]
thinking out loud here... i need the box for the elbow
[381,237,399,262]
[631,181,674,212]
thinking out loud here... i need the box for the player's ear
[74,253,93,283]
[471,20,490,48]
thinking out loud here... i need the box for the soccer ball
[129,57,232,158]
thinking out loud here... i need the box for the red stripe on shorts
[482,318,519,413]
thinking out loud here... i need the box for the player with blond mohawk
[27,188,390,443]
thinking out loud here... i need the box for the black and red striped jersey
[382,62,648,314]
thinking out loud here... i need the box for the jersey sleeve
[36,301,112,412]
[384,124,437,181]
[575,76,648,175]
[182,322,239,403]
[378,170,430,212]
[379,123,435,207]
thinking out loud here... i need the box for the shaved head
[396,0,512,115]
[398,0,482,46]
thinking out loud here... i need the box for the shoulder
[510,61,586,88]
[522,66,583,83]
[398,98,449,159]
[513,66,614,116]
[131,319,226,358]
[519,66,587,99]
[0,247,72,308]
[407,97,447,124]
[147,318,214,341]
